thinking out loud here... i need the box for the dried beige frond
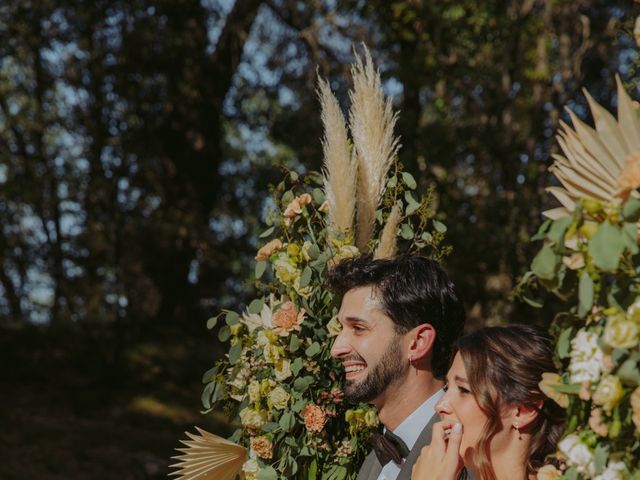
[349,45,400,250]
[170,427,246,480]
[545,76,640,218]
[374,202,402,259]
[317,76,357,234]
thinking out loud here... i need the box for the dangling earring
[514,423,522,440]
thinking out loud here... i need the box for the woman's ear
[511,401,543,430]
[408,323,436,361]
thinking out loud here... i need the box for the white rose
[558,434,595,477]
[569,329,604,383]
[594,460,628,480]
[604,313,640,349]
[592,375,624,413]
[269,386,290,410]
[242,456,259,480]
[239,407,266,430]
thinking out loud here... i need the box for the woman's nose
[435,395,451,415]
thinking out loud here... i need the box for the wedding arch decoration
[518,77,640,479]
[170,47,449,480]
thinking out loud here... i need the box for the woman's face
[435,353,491,461]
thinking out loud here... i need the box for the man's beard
[344,338,407,403]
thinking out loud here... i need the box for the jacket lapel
[356,450,383,480]
[395,413,440,480]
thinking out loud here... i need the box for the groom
[328,255,465,480]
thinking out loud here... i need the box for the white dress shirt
[375,388,444,480]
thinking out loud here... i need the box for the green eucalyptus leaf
[255,260,267,279]
[201,381,216,409]
[289,334,301,353]
[299,266,313,288]
[617,357,640,386]
[589,221,624,272]
[402,171,417,189]
[312,188,325,205]
[578,271,594,318]
[305,342,321,357]
[258,466,278,480]
[291,357,304,376]
[432,220,447,233]
[206,316,219,329]
[279,411,296,432]
[218,325,231,342]
[400,223,414,240]
[564,467,578,480]
[248,298,264,314]
[404,191,420,215]
[622,222,639,254]
[225,311,240,325]
[530,219,552,241]
[387,175,398,188]
[594,444,609,475]
[421,232,432,242]
[262,422,280,432]
[623,196,640,221]
[557,327,573,359]
[308,459,318,480]
[307,243,321,260]
[546,217,572,244]
[259,226,275,238]
[293,376,315,392]
[229,343,242,365]
[530,244,559,280]
[201,365,219,383]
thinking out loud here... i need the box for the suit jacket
[356,415,475,480]
[356,413,438,480]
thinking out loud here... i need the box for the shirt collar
[387,388,443,451]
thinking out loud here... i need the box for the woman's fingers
[428,421,446,458]
[443,423,463,470]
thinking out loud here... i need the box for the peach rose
[588,407,608,437]
[283,193,313,218]
[536,464,562,480]
[250,436,273,459]
[301,403,326,433]
[255,239,284,261]
[272,301,305,336]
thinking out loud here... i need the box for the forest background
[1,1,639,478]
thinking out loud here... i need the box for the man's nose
[330,331,351,359]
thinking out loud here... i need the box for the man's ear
[408,323,436,361]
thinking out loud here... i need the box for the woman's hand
[411,421,463,480]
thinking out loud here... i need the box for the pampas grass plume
[374,202,402,259]
[318,76,357,234]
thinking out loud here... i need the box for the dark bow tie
[371,429,410,466]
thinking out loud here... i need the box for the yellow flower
[592,375,624,413]
[364,409,379,428]
[536,464,562,480]
[260,379,276,396]
[255,238,284,261]
[327,245,359,269]
[327,316,342,337]
[274,358,292,381]
[603,313,640,349]
[538,372,569,408]
[268,386,290,410]
[273,255,299,284]
[250,436,273,460]
[239,407,267,431]
[631,386,640,431]
[248,380,260,404]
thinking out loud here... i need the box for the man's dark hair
[326,254,465,378]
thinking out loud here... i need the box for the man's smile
[343,361,367,379]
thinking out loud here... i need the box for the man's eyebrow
[454,375,469,384]
[343,316,371,324]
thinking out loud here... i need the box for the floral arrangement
[172,48,448,480]
[517,77,640,479]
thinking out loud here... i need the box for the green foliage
[518,197,640,477]
[204,164,447,478]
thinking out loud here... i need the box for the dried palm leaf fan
[545,76,640,219]
[169,428,246,480]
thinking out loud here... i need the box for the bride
[412,325,565,480]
